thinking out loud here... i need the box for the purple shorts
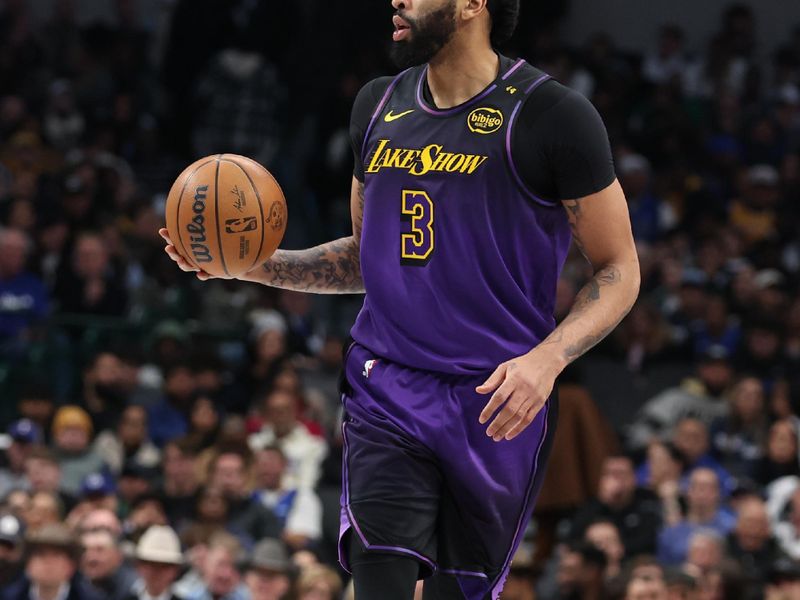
[338,342,558,599]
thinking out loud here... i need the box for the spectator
[50,406,106,495]
[552,541,606,600]
[584,519,625,584]
[624,575,668,600]
[184,532,248,600]
[657,468,735,565]
[81,352,131,433]
[0,514,25,586]
[0,419,41,499]
[726,497,785,596]
[80,528,138,600]
[568,455,663,556]
[24,491,62,533]
[147,364,195,448]
[295,564,341,600]
[2,523,102,600]
[241,539,294,600]
[249,389,327,490]
[186,394,222,450]
[710,376,768,481]
[642,24,687,85]
[638,441,684,527]
[254,445,322,550]
[24,447,74,513]
[126,525,185,600]
[671,418,733,494]
[627,346,734,451]
[206,447,281,545]
[158,437,200,529]
[76,509,122,538]
[756,420,800,486]
[0,228,48,356]
[682,531,725,589]
[93,405,160,475]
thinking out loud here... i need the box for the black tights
[348,537,465,600]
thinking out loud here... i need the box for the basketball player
[160,0,640,598]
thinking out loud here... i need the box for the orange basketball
[165,154,287,278]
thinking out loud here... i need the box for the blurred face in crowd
[673,419,709,464]
[79,509,121,537]
[256,329,286,364]
[625,577,668,600]
[686,469,720,517]
[730,377,764,423]
[197,489,228,523]
[389,0,459,70]
[191,396,219,435]
[26,547,75,588]
[265,391,297,438]
[211,453,247,498]
[119,474,150,503]
[118,405,147,448]
[165,367,195,404]
[685,534,722,575]
[25,492,61,531]
[767,420,797,464]
[734,498,770,551]
[81,529,122,581]
[127,499,167,533]
[5,490,30,516]
[25,457,60,493]
[255,448,286,491]
[585,521,624,568]
[598,457,636,509]
[245,567,291,600]
[55,425,89,453]
[747,327,781,361]
[163,444,196,489]
[7,439,33,472]
[138,560,180,596]
[0,228,29,279]
[203,546,240,597]
[73,234,109,279]
[696,360,733,397]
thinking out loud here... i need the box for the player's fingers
[196,271,214,281]
[476,364,506,395]
[164,245,198,272]
[158,228,173,245]
[478,379,513,424]
[503,405,540,441]
[486,396,525,439]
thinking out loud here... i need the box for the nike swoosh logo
[384,109,415,122]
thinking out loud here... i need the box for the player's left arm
[478,179,640,441]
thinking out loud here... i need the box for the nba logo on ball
[467,107,503,134]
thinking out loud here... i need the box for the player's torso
[352,59,572,374]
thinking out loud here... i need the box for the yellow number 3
[400,190,435,265]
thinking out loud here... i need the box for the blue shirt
[657,509,736,565]
[0,273,48,339]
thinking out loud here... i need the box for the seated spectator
[710,376,768,481]
[126,525,185,600]
[206,446,281,545]
[624,575,668,600]
[1,523,102,600]
[117,465,155,517]
[254,445,322,550]
[553,541,606,600]
[0,419,41,499]
[584,519,625,584]
[756,420,800,486]
[241,539,294,600]
[0,513,25,587]
[249,389,327,490]
[0,228,48,357]
[24,447,75,513]
[296,564,342,600]
[50,406,106,495]
[147,364,196,447]
[726,497,785,596]
[158,437,201,529]
[638,441,684,527]
[53,232,127,319]
[657,468,735,565]
[81,352,131,433]
[125,495,169,542]
[76,508,122,538]
[568,455,663,556]
[93,405,160,476]
[24,491,62,533]
[682,530,725,584]
[186,394,222,450]
[184,532,248,600]
[672,417,734,494]
[80,528,138,600]
[627,346,733,451]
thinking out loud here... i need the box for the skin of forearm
[539,260,639,367]
[238,236,365,294]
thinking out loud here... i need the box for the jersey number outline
[400,189,434,266]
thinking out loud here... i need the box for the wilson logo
[186,185,213,263]
[467,107,503,134]
[366,139,488,176]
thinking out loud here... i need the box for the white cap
[135,525,183,565]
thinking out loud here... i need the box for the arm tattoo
[563,199,588,258]
[258,182,365,294]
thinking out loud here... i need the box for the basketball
[164,154,287,278]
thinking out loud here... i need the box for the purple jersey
[351,59,571,374]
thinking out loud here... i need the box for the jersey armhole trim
[506,74,560,208]
[360,69,413,165]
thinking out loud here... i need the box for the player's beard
[390,0,458,70]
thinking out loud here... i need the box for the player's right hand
[159,228,217,281]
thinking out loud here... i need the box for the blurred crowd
[0,0,800,599]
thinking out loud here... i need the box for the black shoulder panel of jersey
[350,77,394,182]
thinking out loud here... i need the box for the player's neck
[426,41,498,109]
